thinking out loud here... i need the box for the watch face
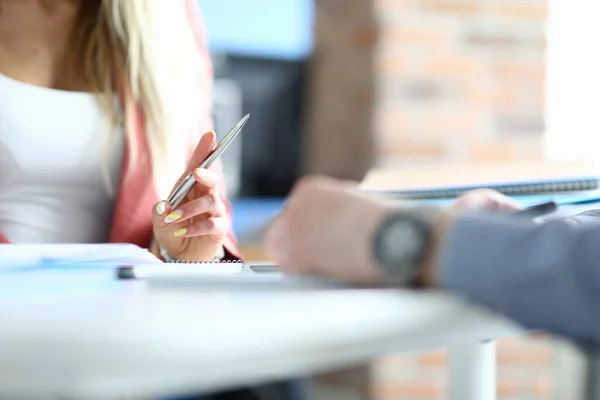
[381,220,423,264]
[375,212,430,284]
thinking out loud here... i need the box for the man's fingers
[452,189,523,212]
[264,215,283,256]
[264,216,295,272]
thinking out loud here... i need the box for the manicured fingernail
[174,228,187,237]
[156,201,166,215]
[196,168,209,178]
[164,210,183,223]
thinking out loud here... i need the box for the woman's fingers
[154,161,224,239]
[168,131,216,192]
[163,192,225,225]
[187,131,217,174]
[172,217,229,238]
[153,200,173,230]
[193,167,218,190]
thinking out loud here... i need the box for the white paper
[0,243,162,269]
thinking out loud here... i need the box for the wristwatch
[371,209,436,286]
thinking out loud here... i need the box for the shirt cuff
[437,212,538,310]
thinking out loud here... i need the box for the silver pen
[167,114,250,209]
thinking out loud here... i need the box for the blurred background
[198,0,598,399]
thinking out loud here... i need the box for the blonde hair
[71,0,209,198]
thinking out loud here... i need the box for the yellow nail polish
[195,168,207,178]
[164,210,183,223]
[156,201,166,215]
[174,228,187,237]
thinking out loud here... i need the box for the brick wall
[306,0,547,179]
[306,0,554,399]
[373,338,555,400]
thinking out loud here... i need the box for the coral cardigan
[0,0,240,261]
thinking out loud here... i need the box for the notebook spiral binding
[371,178,600,200]
[164,260,243,264]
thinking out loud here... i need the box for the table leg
[448,340,496,400]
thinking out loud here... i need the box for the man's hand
[264,178,522,286]
[451,188,523,213]
[264,176,394,284]
[419,189,522,285]
[264,176,456,285]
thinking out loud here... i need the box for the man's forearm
[438,212,600,350]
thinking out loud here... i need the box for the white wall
[545,0,600,162]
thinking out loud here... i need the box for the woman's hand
[152,131,228,261]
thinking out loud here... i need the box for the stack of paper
[0,243,162,271]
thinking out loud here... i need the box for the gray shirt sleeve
[439,211,600,351]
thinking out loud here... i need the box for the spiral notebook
[361,161,600,199]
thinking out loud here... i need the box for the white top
[0,72,124,243]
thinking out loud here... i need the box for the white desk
[0,266,522,400]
